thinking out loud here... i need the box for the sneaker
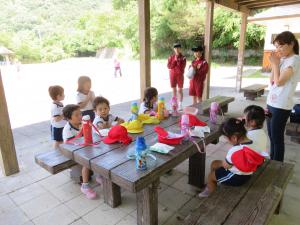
[96,175,103,185]
[198,187,210,198]
[81,186,97,199]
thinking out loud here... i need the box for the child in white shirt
[76,76,96,122]
[48,85,66,149]
[139,87,158,115]
[93,96,124,129]
[62,104,97,200]
[243,105,270,157]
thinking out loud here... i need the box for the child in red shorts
[189,46,208,104]
[167,43,186,110]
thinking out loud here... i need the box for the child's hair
[77,76,91,92]
[244,105,266,129]
[48,85,64,101]
[143,87,158,109]
[219,118,247,140]
[273,31,299,55]
[63,104,80,120]
[93,96,110,109]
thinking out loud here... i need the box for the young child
[139,87,158,115]
[167,43,186,110]
[113,58,122,77]
[62,104,97,199]
[49,85,66,149]
[199,118,263,197]
[93,96,124,129]
[244,105,269,157]
[76,76,96,122]
[189,46,209,105]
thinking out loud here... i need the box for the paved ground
[1,85,300,225]
[1,58,272,128]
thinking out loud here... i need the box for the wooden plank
[223,161,293,225]
[110,118,221,192]
[245,0,300,9]
[90,116,181,179]
[35,150,76,174]
[241,84,268,92]
[236,12,247,92]
[0,70,19,176]
[138,0,151,99]
[203,0,214,100]
[213,0,250,14]
[226,185,282,225]
[136,178,159,225]
[102,177,122,208]
[196,96,235,114]
[183,161,270,225]
[59,141,85,159]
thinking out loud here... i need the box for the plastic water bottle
[157,97,165,120]
[209,102,219,124]
[181,114,190,141]
[82,115,93,145]
[135,136,147,170]
[170,96,178,117]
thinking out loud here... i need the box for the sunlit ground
[2,57,298,128]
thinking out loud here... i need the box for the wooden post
[138,0,151,99]
[189,152,206,188]
[203,0,214,100]
[0,70,19,176]
[102,177,121,208]
[236,12,248,92]
[136,178,159,225]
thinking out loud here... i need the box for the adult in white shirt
[267,31,300,162]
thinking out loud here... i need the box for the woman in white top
[267,31,300,162]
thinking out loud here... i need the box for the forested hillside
[0,0,265,63]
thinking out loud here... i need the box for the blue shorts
[51,126,63,142]
[215,167,251,186]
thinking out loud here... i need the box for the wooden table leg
[188,151,206,188]
[102,178,121,208]
[136,178,159,225]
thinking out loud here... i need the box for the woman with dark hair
[267,31,300,162]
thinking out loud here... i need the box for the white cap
[82,115,91,121]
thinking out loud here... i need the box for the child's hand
[222,161,232,169]
[197,64,201,69]
[118,118,125,124]
[269,51,280,66]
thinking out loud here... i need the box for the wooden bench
[184,160,294,225]
[34,149,76,174]
[242,84,268,101]
[197,95,235,115]
[286,122,300,144]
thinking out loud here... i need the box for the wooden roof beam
[214,0,250,14]
[246,0,300,9]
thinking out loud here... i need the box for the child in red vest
[167,43,186,110]
[189,46,208,105]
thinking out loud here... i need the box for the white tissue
[149,143,175,154]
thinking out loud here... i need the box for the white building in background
[248,4,300,71]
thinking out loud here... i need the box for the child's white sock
[81,182,90,189]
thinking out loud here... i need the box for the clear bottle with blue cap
[135,136,147,170]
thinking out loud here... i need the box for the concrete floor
[0,87,299,225]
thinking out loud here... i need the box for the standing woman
[189,46,209,105]
[267,31,300,162]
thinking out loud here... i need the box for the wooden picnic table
[59,111,222,225]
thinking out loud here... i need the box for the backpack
[290,104,300,123]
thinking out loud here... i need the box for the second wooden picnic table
[59,113,221,225]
